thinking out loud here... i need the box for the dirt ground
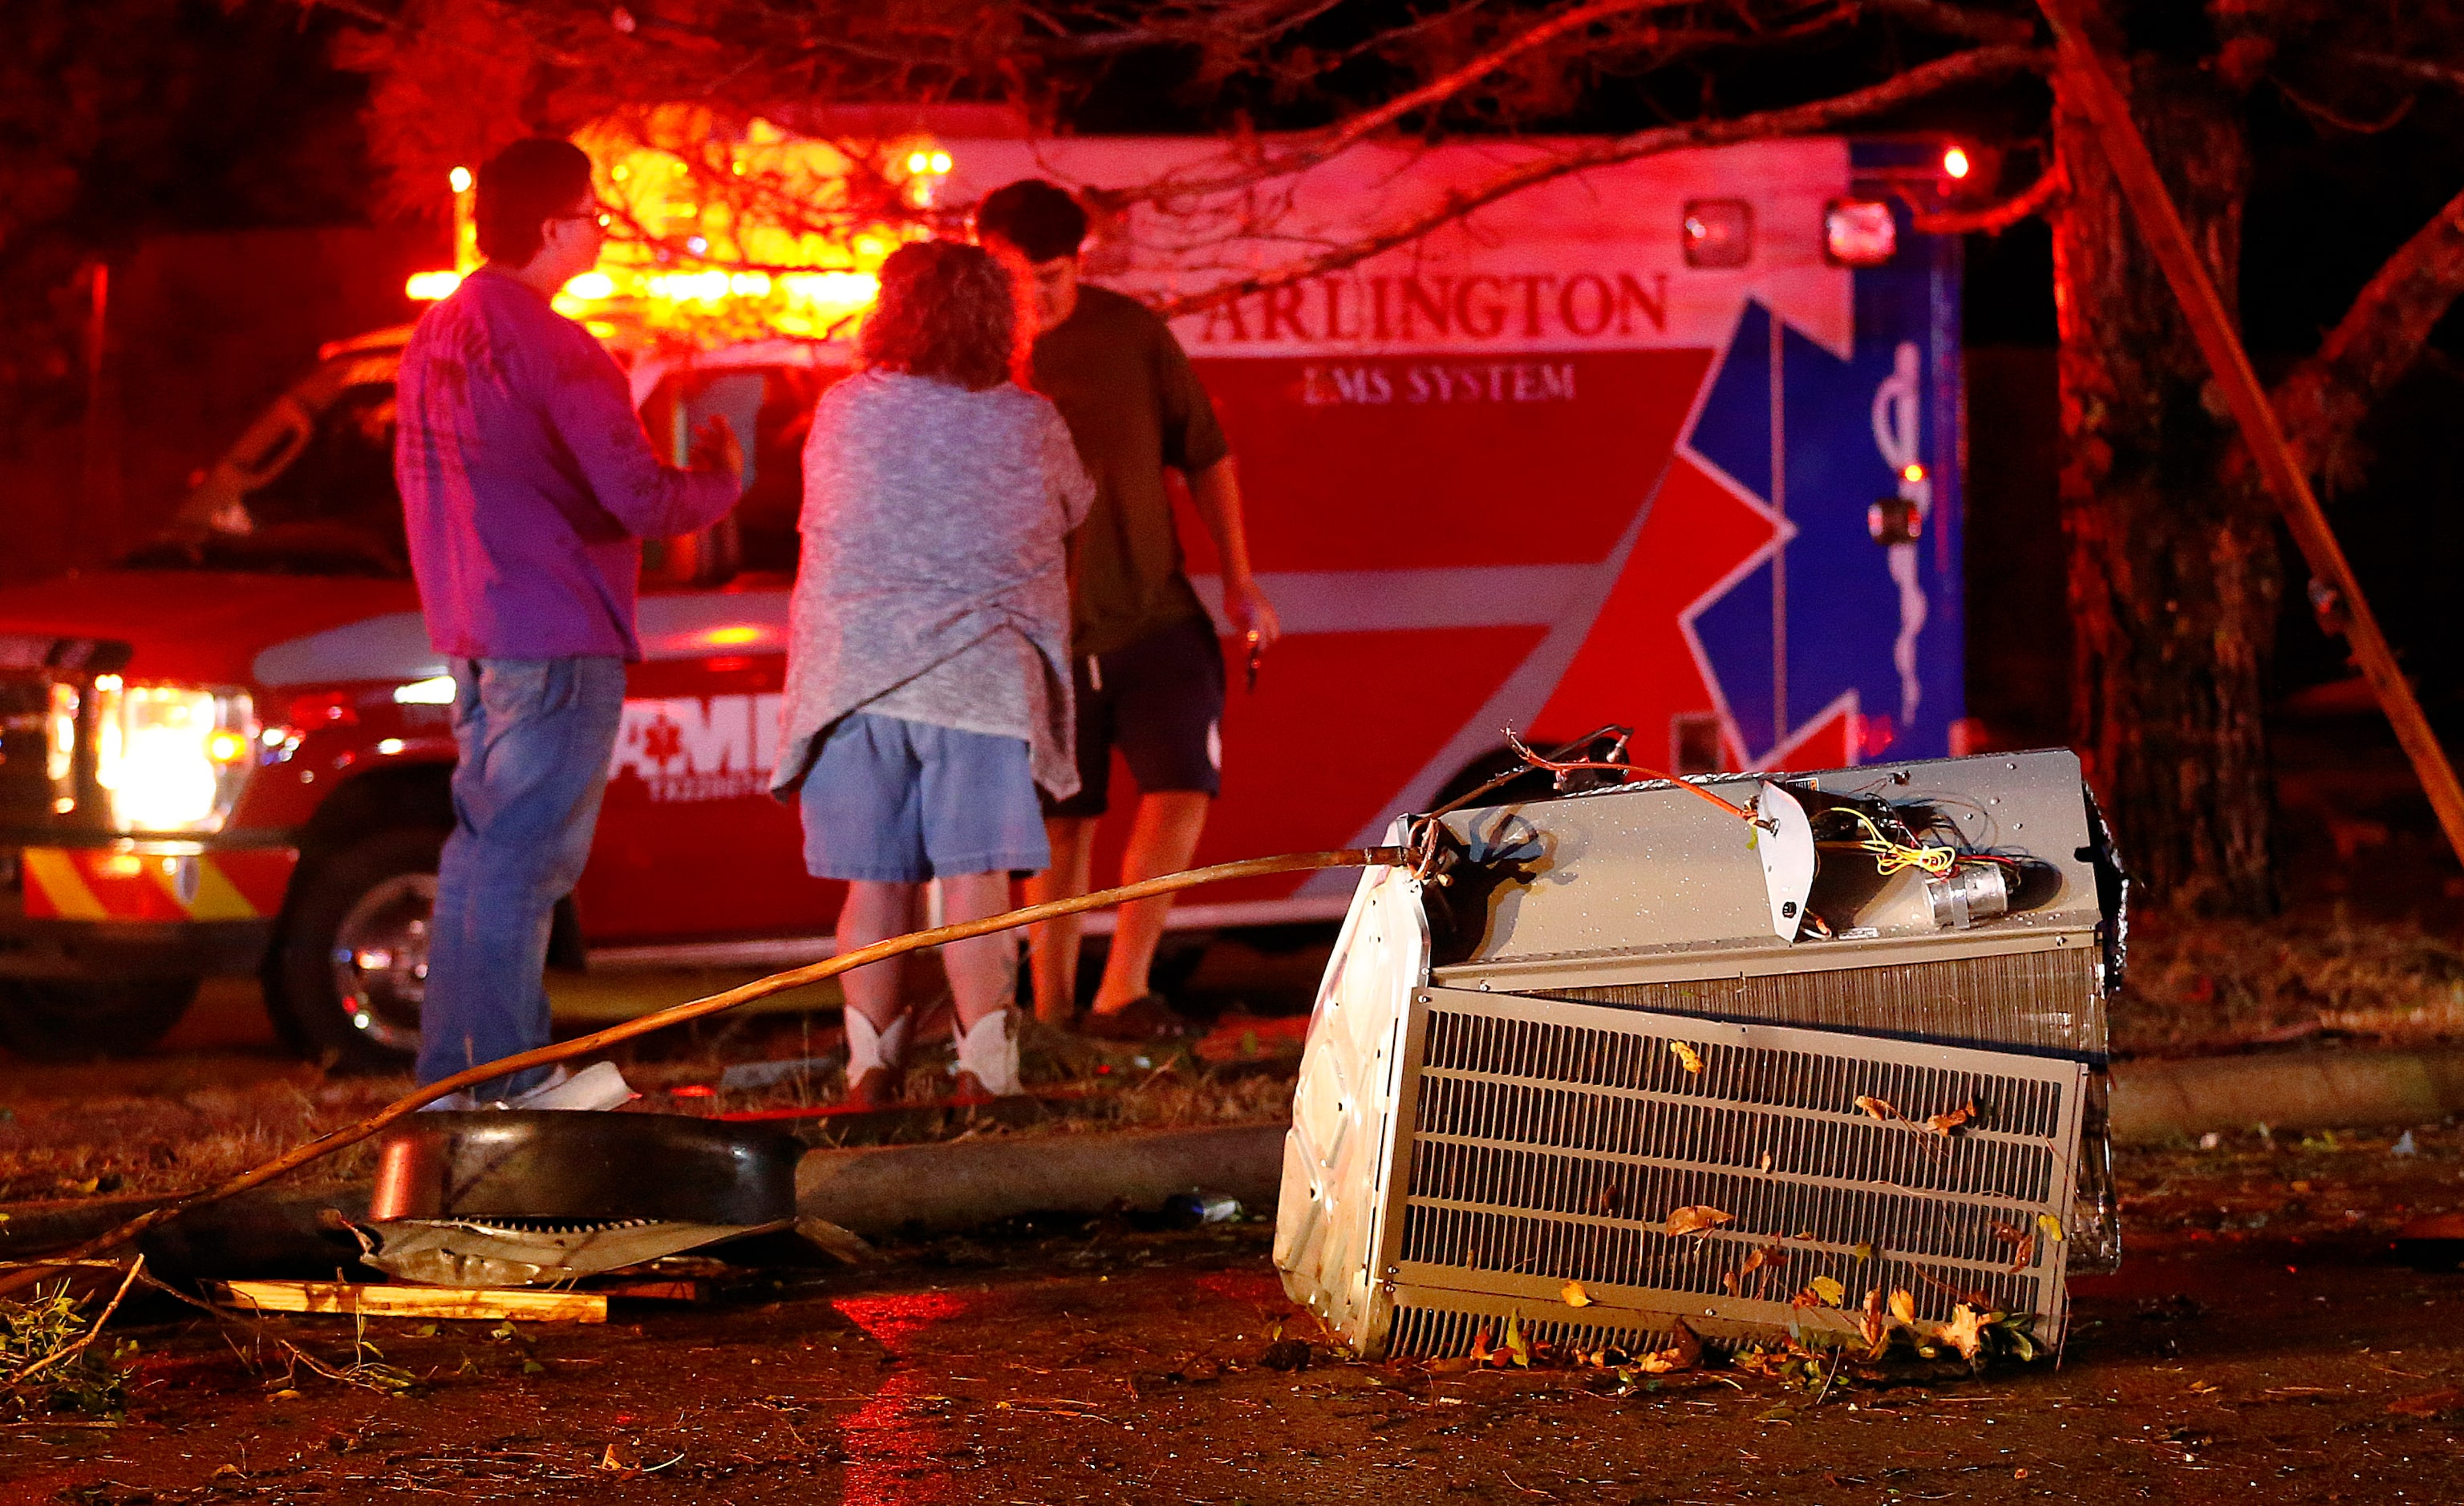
[9,701,2464,1500]
[6,1127,2464,1504]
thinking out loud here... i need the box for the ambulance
[0,126,1971,1065]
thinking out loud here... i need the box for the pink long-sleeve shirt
[395,266,739,660]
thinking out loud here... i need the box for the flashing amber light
[704,625,763,646]
[502,111,928,342]
[406,270,462,301]
[205,730,249,763]
[930,152,952,173]
[1901,462,1927,483]
[1942,146,1972,180]
[449,165,474,193]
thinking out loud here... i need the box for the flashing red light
[1943,146,1972,180]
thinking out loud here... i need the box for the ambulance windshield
[124,375,411,578]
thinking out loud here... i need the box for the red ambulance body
[0,136,1966,1065]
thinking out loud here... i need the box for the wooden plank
[587,1278,704,1302]
[2037,0,2464,873]
[217,1280,607,1323]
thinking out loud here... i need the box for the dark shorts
[1044,614,1226,819]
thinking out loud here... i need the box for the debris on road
[216,1278,610,1324]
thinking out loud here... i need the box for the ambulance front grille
[1384,994,2080,1358]
[0,672,55,828]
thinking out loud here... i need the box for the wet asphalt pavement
[10,1131,2464,1506]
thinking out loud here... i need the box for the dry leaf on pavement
[1859,1287,1893,1352]
[1889,1289,1917,1326]
[1855,1095,1901,1123]
[1936,1303,1984,1361]
[1636,1318,1703,1374]
[2389,1388,2464,1418]
[1805,1276,1846,1306]
[1668,1041,1704,1075]
[1664,1205,1733,1237]
[1561,1281,1593,1308]
[2036,1212,2065,1242]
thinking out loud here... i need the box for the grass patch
[2114,909,2464,1055]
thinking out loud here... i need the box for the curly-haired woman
[771,240,1093,1106]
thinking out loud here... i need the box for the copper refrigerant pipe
[0,846,1405,1298]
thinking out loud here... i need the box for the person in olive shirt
[977,179,1281,1042]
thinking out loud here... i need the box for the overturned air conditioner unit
[1275,749,2126,1359]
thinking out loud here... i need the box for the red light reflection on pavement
[833,1291,980,1504]
[1192,1270,1286,1306]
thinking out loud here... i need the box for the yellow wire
[1814,808,1957,876]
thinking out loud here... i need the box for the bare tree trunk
[2053,10,2280,915]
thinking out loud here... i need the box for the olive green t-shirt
[1030,284,1232,658]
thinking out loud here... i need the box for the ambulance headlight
[91,677,257,833]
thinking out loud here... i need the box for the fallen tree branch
[0,846,1402,1300]
[1096,0,1690,206]
[2267,178,2464,494]
[4,1255,143,1388]
[1148,43,2049,318]
[1862,0,2038,45]
[1914,163,2063,234]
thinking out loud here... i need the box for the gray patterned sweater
[772,370,1095,800]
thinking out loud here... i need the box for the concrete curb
[12,1051,2455,1261]
[0,1192,168,1261]
[0,1188,368,1275]
[2109,1048,2464,1143]
[796,1123,1285,1236]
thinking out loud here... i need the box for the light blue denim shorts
[799,713,1049,882]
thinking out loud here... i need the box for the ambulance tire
[0,978,200,1062]
[265,827,444,1073]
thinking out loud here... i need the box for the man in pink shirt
[395,137,740,1099]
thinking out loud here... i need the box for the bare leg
[835,879,917,1032]
[1090,791,1210,1015]
[937,871,1018,1030]
[1025,816,1097,1027]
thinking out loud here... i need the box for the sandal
[1078,994,1194,1042]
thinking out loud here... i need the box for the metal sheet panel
[1424,749,2109,991]
[1274,849,1429,1343]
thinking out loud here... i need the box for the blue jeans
[416,656,626,1095]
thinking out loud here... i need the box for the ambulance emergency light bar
[403,107,949,345]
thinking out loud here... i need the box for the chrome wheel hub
[329,871,436,1052]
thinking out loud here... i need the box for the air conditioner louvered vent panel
[1376,988,2085,1358]
[1536,946,2106,1059]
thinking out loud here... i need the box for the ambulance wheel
[0,978,200,1062]
[265,828,442,1072]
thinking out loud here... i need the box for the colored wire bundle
[1814,806,1959,876]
